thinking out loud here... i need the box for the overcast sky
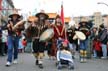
[12,0,108,17]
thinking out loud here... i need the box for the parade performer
[32,11,50,69]
[51,15,66,58]
[6,11,22,66]
[66,24,77,59]
[79,21,91,62]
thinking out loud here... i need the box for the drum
[39,28,54,42]
[73,31,86,40]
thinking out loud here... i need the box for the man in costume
[6,11,22,66]
[32,11,50,69]
[78,21,91,62]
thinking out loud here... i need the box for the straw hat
[9,10,21,18]
[80,17,88,22]
[35,10,49,20]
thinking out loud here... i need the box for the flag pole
[60,1,64,25]
[60,1,67,39]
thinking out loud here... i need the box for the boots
[35,60,38,65]
[38,60,43,69]
[80,50,84,63]
[80,50,87,63]
[83,50,87,62]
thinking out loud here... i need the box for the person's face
[28,20,37,27]
[39,15,45,20]
[56,18,61,25]
[12,15,18,20]
[82,23,86,26]
[62,43,67,47]
[93,28,97,32]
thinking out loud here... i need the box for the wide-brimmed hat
[27,16,38,22]
[9,10,21,18]
[80,17,88,22]
[79,21,88,26]
[35,10,49,20]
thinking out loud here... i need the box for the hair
[55,15,62,25]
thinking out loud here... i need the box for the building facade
[73,12,106,28]
[47,13,71,24]
[0,0,14,26]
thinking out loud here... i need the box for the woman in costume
[51,15,66,59]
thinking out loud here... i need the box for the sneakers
[5,62,11,67]
[83,58,87,62]
[57,65,62,70]
[101,57,107,59]
[35,60,38,65]
[13,59,18,64]
[38,64,43,69]
[80,58,84,63]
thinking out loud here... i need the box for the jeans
[80,39,88,50]
[101,44,107,57]
[93,50,97,57]
[7,35,19,62]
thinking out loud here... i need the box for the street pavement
[0,52,108,71]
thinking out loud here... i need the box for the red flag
[60,4,64,25]
[0,0,2,10]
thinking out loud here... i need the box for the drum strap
[54,25,65,36]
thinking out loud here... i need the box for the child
[18,37,26,53]
[22,37,27,52]
[56,39,74,70]
[93,37,102,58]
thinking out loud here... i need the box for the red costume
[53,25,66,39]
[51,24,66,56]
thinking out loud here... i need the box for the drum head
[73,31,86,40]
[39,28,54,42]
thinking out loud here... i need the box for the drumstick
[13,20,25,30]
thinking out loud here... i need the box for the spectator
[1,30,8,56]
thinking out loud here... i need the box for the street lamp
[97,2,108,7]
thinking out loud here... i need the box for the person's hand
[45,42,48,46]
[107,42,108,45]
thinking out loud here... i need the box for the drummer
[6,10,22,66]
[78,20,91,63]
[32,10,50,69]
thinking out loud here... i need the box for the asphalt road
[0,52,108,71]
